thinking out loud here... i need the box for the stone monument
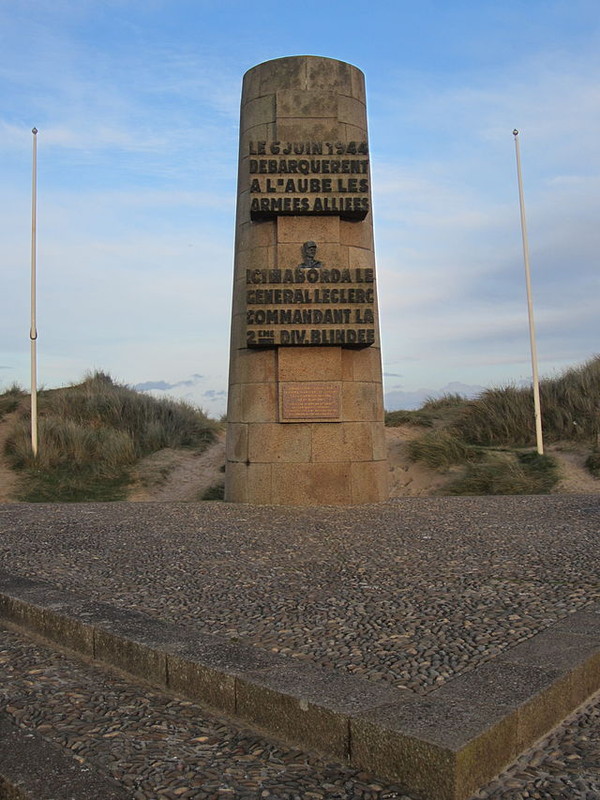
[225,56,388,505]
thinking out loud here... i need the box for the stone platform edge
[0,570,599,800]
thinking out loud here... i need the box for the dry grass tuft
[4,371,218,501]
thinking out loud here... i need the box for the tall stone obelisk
[225,56,388,505]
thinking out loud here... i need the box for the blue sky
[1,0,599,414]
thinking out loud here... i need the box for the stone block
[248,423,311,463]
[341,381,380,421]
[225,461,248,503]
[276,90,338,118]
[256,57,308,94]
[0,593,47,638]
[271,462,352,505]
[245,462,273,503]
[229,348,277,385]
[310,421,374,463]
[339,219,373,249]
[168,656,236,715]
[91,607,182,686]
[434,660,557,710]
[226,423,248,462]
[239,124,271,153]
[94,628,167,685]
[433,658,572,771]
[231,276,248,316]
[226,462,273,504]
[341,346,383,382]
[236,189,251,223]
[351,459,389,504]
[241,65,263,102]
[349,246,376,270]
[241,382,278,422]
[372,420,387,460]
[553,609,600,636]
[352,694,518,800]
[275,120,340,143]
[241,94,276,129]
[515,672,573,752]
[306,58,360,96]
[498,627,600,714]
[226,383,243,423]
[236,219,276,251]
[350,66,366,101]
[41,603,96,656]
[166,634,280,716]
[276,215,340,244]
[230,313,246,354]
[278,346,342,382]
[0,579,94,657]
[337,94,366,126]
[343,122,371,143]
[235,243,276,272]
[236,661,400,760]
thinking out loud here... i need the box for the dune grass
[455,356,600,447]
[585,451,600,478]
[384,409,434,428]
[407,430,479,470]
[4,372,218,502]
[386,357,600,495]
[200,482,225,501]
[446,452,559,496]
[0,384,26,421]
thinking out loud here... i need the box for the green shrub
[420,393,468,411]
[385,409,433,427]
[446,452,559,496]
[585,451,600,478]
[200,482,225,500]
[0,384,26,420]
[408,430,478,470]
[456,356,600,447]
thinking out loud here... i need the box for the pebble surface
[0,497,598,694]
[1,624,600,800]
[0,495,599,798]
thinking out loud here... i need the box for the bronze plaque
[280,383,341,422]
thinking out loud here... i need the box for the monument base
[225,345,388,505]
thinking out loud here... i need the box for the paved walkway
[1,496,599,798]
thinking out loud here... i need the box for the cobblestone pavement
[1,497,600,798]
[0,497,598,695]
[1,623,600,800]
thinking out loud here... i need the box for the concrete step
[1,570,600,800]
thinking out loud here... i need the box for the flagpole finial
[513,129,519,136]
[32,127,38,135]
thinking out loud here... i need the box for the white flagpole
[513,129,544,455]
[30,127,39,459]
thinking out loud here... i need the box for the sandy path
[550,446,600,494]
[0,410,21,502]
[128,432,226,502]
[386,425,454,497]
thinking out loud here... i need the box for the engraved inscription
[246,243,376,349]
[281,383,341,422]
[248,140,370,220]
